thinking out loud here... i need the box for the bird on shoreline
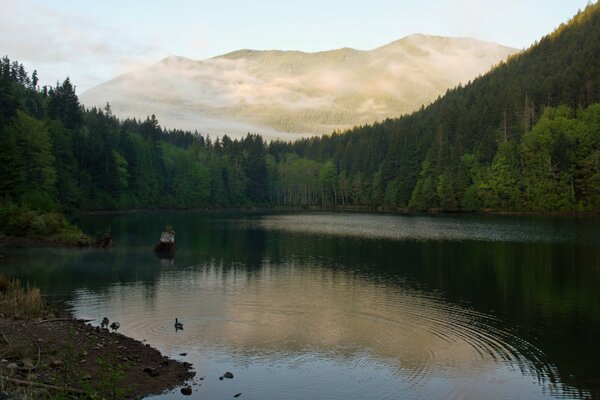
[101,317,109,329]
[174,318,183,331]
[110,321,120,333]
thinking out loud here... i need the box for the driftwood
[0,330,12,358]
[35,318,91,325]
[1,377,85,394]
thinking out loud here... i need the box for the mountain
[80,35,517,139]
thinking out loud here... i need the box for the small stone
[83,375,92,380]
[1,359,8,364]
[223,371,234,379]
[6,363,18,370]
[143,367,159,377]
[179,352,187,356]
[82,351,88,357]
[219,376,224,381]
[22,359,34,369]
[180,386,192,396]
[50,360,63,368]
[234,393,242,398]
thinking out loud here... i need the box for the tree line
[1,3,599,218]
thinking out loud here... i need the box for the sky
[0,0,592,92]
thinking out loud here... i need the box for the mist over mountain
[81,34,516,139]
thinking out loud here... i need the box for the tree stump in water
[154,231,175,258]
[96,232,113,249]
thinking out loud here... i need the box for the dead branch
[1,376,85,394]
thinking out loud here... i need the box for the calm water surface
[2,212,599,399]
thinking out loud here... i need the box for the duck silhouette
[110,321,120,333]
[174,318,184,331]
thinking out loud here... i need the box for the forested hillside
[273,2,600,211]
[0,3,599,225]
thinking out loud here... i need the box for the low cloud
[81,35,517,139]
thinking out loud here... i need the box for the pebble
[179,352,187,356]
[234,393,242,398]
[143,367,159,377]
[223,372,234,379]
[50,360,63,368]
[180,386,192,396]
[6,363,18,370]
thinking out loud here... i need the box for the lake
[2,211,599,399]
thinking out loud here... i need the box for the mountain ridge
[81,34,517,139]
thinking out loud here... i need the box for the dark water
[2,211,599,399]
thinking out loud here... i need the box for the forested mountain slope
[0,4,599,218]
[273,3,600,211]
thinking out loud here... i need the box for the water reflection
[1,211,599,399]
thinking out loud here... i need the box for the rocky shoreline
[0,314,194,399]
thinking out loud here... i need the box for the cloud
[0,0,206,91]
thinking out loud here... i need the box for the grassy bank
[0,202,88,246]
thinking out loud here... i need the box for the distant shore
[73,206,600,217]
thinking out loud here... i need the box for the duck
[109,321,120,333]
[174,318,184,330]
[101,317,109,329]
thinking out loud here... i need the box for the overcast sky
[0,0,592,92]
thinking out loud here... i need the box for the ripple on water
[69,265,563,399]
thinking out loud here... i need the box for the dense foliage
[0,3,599,218]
